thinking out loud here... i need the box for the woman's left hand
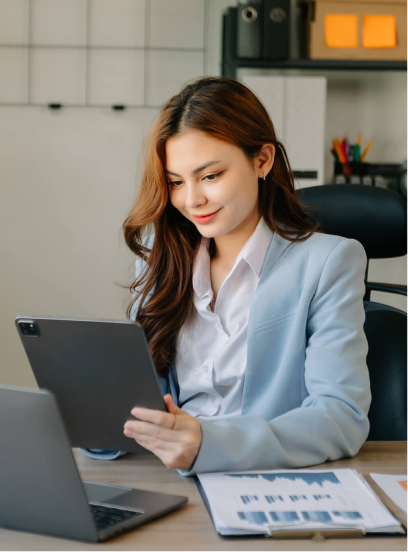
[123,394,202,471]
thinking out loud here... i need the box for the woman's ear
[257,143,276,177]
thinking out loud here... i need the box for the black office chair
[296,184,407,441]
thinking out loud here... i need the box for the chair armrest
[366,282,407,296]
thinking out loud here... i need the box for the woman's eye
[169,171,223,187]
[204,171,223,181]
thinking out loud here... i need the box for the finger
[127,432,156,455]
[163,394,183,414]
[124,420,179,443]
[133,433,200,472]
[130,407,176,430]
[131,435,185,470]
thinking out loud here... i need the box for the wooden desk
[1,442,406,550]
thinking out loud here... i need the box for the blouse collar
[192,216,274,299]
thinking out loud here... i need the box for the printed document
[197,469,404,536]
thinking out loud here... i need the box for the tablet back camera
[18,321,40,337]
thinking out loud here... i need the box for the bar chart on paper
[240,495,259,505]
[226,472,361,526]
[197,469,405,535]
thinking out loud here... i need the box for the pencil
[333,140,347,163]
[360,139,373,162]
[333,140,351,177]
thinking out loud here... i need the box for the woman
[82,76,371,476]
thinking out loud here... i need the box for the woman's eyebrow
[165,160,222,177]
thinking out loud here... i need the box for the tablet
[15,315,167,453]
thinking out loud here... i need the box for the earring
[263,173,266,181]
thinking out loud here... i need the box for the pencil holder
[333,161,372,185]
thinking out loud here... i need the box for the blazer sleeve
[176,238,371,477]
[79,234,169,462]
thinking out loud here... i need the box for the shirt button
[203,366,208,373]
[211,396,216,402]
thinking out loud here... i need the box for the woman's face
[165,130,274,239]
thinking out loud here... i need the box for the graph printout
[370,473,407,514]
[197,469,402,534]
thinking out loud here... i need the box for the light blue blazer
[80,230,371,477]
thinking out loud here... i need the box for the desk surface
[1,442,406,550]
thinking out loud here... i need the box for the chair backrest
[363,303,407,440]
[295,185,407,441]
[296,184,407,259]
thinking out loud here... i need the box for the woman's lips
[192,208,222,224]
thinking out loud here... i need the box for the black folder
[262,0,290,60]
[237,1,262,59]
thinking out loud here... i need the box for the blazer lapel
[242,230,296,414]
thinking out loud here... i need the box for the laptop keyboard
[89,503,142,531]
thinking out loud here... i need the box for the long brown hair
[123,76,319,378]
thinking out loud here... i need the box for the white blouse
[175,216,274,420]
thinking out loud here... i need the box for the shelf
[227,58,407,73]
[222,7,407,77]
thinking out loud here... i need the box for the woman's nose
[185,182,205,209]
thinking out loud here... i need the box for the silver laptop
[0,384,188,543]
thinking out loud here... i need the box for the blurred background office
[0,0,406,387]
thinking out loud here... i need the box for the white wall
[0,0,406,386]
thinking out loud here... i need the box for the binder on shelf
[236,0,290,61]
[262,0,290,60]
[237,1,262,59]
